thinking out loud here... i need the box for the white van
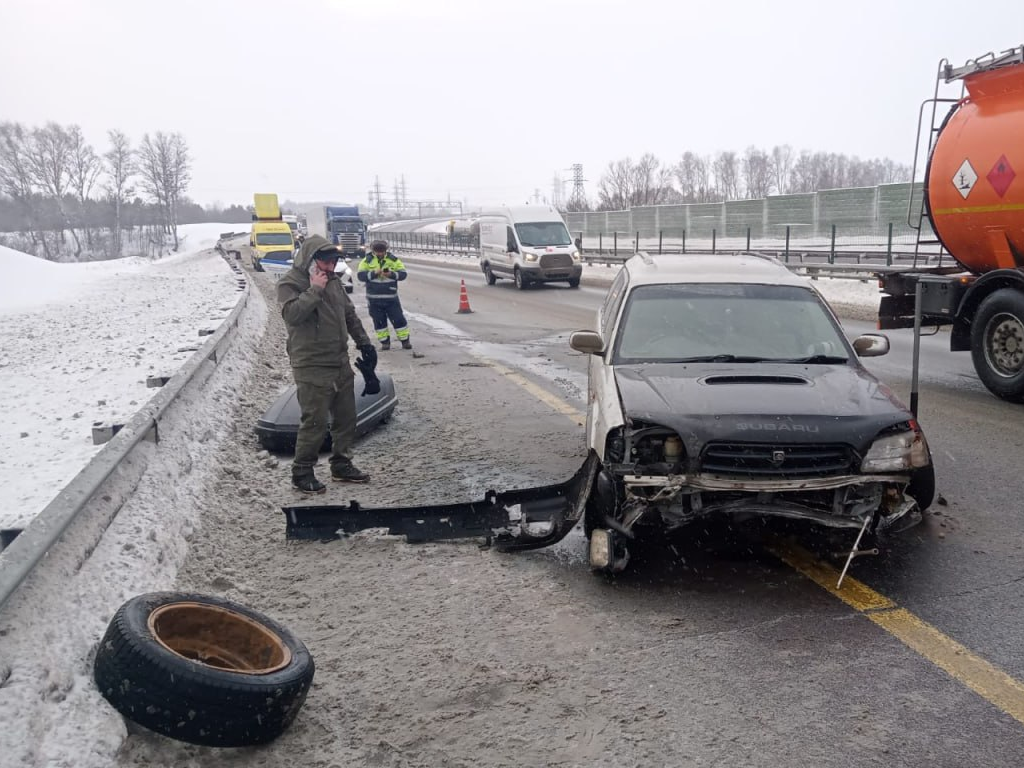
[478,206,582,289]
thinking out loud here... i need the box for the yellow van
[249,221,294,272]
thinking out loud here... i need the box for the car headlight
[860,428,930,472]
[571,250,581,261]
[523,252,538,262]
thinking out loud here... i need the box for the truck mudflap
[282,453,598,552]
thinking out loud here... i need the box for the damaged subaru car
[569,252,934,574]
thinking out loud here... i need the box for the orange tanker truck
[879,45,1024,402]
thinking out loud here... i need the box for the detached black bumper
[283,453,598,552]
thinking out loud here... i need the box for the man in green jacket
[277,236,377,494]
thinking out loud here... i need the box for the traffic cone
[456,279,474,314]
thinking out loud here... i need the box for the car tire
[484,264,497,285]
[970,288,1024,402]
[93,592,315,748]
[568,277,580,289]
[907,461,935,511]
[514,267,527,290]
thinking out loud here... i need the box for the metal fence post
[613,231,618,259]
[886,222,893,266]
[599,232,603,255]
[658,230,663,255]
[784,226,790,262]
[712,229,717,254]
[682,229,686,254]
[829,224,836,264]
[746,227,751,251]
[635,230,640,253]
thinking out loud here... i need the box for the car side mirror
[570,330,605,356]
[853,333,890,357]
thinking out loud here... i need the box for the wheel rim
[148,602,291,674]
[984,312,1024,377]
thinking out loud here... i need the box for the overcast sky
[2,0,1020,207]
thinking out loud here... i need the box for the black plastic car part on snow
[255,372,398,453]
[93,592,315,747]
[283,453,599,551]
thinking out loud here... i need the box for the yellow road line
[482,358,586,426]
[484,356,1024,725]
[772,539,1024,725]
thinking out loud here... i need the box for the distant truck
[878,46,1024,402]
[478,205,582,289]
[249,193,294,272]
[306,205,366,258]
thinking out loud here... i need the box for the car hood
[613,362,913,454]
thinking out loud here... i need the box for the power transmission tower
[373,176,383,217]
[400,175,407,209]
[552,173,563,208]
[393,178,401,211]
[566,163,587,211]
[533,188,542,204]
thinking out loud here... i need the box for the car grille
[540,252,573,268]
[700,442,853,478]
[339,234,361,249]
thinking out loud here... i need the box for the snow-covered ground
[0,223,246,531]
[0,237,882,764]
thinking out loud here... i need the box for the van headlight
[523,252,538,262]
[860,428,930,472]
[571,250,581,261]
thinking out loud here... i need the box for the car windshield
[612,283,850,365]
[332,222,364,233]
[515,222,571,247]
[256,233,293,246]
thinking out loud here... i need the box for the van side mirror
[507,241,518,253]
[853,334,890,357]
[570,330,605,356]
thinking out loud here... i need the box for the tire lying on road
[93,592,315,747]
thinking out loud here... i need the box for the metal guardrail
[0,241,251,613]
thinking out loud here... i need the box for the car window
[600,268,629,340]
[612,283,850,364]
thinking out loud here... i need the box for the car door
[587,270,630,454]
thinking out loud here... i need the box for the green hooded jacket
[277,235,372,373]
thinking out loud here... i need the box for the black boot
[331,461,370,483]
[400,338,412,350]
[292,474,326,495]
[380,339,391,351]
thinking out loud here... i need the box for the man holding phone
[277,236,377,494]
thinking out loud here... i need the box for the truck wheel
[567,277,580,289]
[93,592,315,747]
[514,267,527,290]
[484,264,497,285]
[971,289,1024,402]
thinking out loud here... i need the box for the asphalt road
[134,249,1024,766]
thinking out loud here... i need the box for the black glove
[358,344,377,370]
[354,357,381,396]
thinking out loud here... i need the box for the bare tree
[712,151,740,201]
[67,125,101,252]
[28,123,80,258]
[631,153,676,206]
[136,131,192,250]
[742,146,774,199]
[0,122,48,256]
[771,145,794,195]
[597,157,634,211]
[104,130,135,257]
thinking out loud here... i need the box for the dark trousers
[367,298,410,342]
[292,369,357,477]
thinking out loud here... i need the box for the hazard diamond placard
[953,159,977,199]
[987,155,1016,197]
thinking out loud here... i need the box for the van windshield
[256,233,293,246]
[515,222,571,247]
